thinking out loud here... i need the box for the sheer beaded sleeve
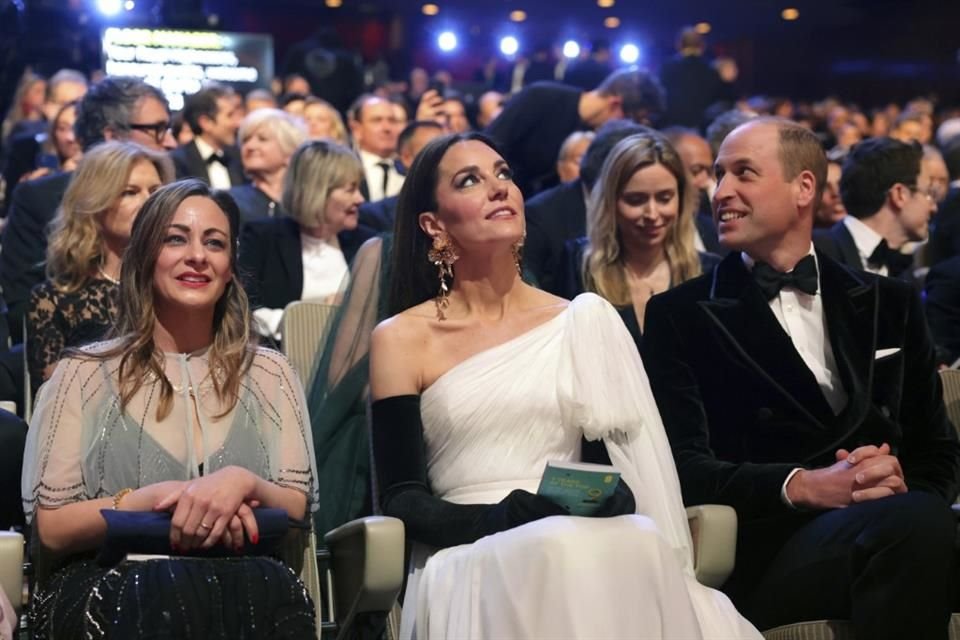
[249,349,320,512]
[21,355,91,522]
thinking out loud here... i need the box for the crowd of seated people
[1,27,960,637]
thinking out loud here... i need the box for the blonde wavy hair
[46,141,174,293]
[582,132,701,306]
[77,180,257,421]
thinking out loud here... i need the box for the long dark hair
[387,131,505,317]
[80,179,256,420]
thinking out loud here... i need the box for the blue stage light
[97,0,123,16]
[562,40,581,59]
[619,43,640,64]
[500,36,519,56]
[437,31,458,52]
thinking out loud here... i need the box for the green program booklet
[536,461,620,516]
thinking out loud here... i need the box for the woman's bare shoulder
[371,302,435,351]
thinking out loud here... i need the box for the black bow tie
[868,240,913,277]
[206,153,227,166]
[752,254,819,300]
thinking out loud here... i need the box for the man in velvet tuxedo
[170,83,245,189]
[643,118,960,638]
[814,137,936,284]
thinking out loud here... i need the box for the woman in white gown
[368,132,761,639]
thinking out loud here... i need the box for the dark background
[4,0,960,111]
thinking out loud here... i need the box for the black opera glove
[590,478,636,517]
[372,395,565,548]
[479,489,568,534]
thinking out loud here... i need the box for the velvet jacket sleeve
[641,292,799,520]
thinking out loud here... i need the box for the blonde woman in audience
[303,96,349,145]
[238,139,374,341]
[1,70,45,141]
[229,108,307,224]
[560,131,718,346]
[27,141,172,382]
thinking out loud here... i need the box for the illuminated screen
[102,27,274,111]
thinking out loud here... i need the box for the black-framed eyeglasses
[903,183,936,202]
[129,121,171,143]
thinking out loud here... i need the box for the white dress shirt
[742,246,849,415]
[194,136,232,190]
[252,234,349,340]
[742,246,851,507]
[842,216,888,276]
[359,149,404,202]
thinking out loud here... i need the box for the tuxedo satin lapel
[832,223,865,270]
[701,254,834,429]
[186,141,207,180]
[817,254,877,425]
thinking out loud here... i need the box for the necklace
[97,267,120,285]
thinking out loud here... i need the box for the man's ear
[197,113,213,134]
[794,169,817,209]
[887,183,909,212]
[419,211,444,240]
[608,95,625,120]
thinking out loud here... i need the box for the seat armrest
[324,516,405,615]
[686,505,737,589]
[0,531,24,621]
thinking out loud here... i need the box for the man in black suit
[0,75,176,337]
[524,119,649,294]
[928,138,960,265]
[643,118,960,638]
[486,68,664,196]
[924,254,960,366]
[358,120,444,233]
[814,137,936,283]
[170,83,244,189]
[658,26,722,129]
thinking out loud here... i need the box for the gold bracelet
[113,488,133,510]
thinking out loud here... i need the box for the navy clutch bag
[97,507,290,565]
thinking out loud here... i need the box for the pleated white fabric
[400,293,760,639]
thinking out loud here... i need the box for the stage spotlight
[124,0,135,9]
[562,40,580,59]
[438,31,458,52]
[500,35,519,56]
[619,43,640,64]
[97,0,123,16]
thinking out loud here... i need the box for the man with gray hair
[1,75,175,335]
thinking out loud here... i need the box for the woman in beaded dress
[368,132,760,639]
[27,141,172,383]
[22,180,319,638]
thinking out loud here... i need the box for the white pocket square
[875,347,901,359]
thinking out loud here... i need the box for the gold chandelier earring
[427,234,459,320]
